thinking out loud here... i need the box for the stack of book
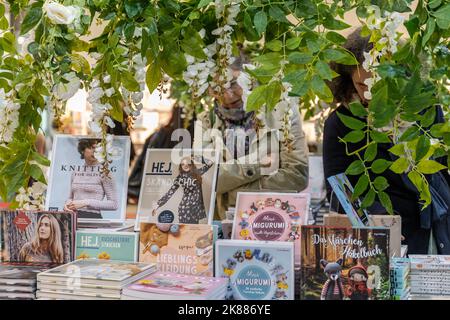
[0,263,50,300]
[390,258,410,300]
[36,259,156,300]
[122,271,227,300]
[409,255,450,299]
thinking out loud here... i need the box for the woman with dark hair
[323,28,450,254]
[64,138,119,219]
[152,155,214,224]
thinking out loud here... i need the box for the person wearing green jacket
[194,58,309,220]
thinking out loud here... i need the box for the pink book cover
[127,272,226,297]
[232,192,310,265]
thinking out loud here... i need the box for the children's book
[215,240,294,300]
[139,223,216,277]
[300,226,390,300]
[75,231,138,262]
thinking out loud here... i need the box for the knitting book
[0,211,76,265]
[75,231,138,262]
[300,226,390,300]
[232,192,310,266]
[139,223,216,277]
[215,240,294,300]
[327,173,370,227]
[46,135,130,224]
[135,149,219,230]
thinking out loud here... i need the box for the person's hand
[151,203,159,216]
[64,201,75,212]
[69,200,88,210]
[260,155,272,168]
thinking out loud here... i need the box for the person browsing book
[322,28,450,254]
[194,55,309,219]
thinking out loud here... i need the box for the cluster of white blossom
[362,7,405,100]
[0,89,20,144]
[210,0,242,94]
[15,181,46,211]
[43,0,81,26]
[276,82,299,150]
[122,52,146,119]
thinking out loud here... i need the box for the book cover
[135,149,219,230]
[327,173,370,227]
[409,255,450,270]
[300,226,390,300]
[233,192,310,265]
[75,231,138,262]
[38,259,155,282]
[215,240,294,300]
[46,135,130,224]
[0,263,49,284]
[125,271,227,298]
[139,223,215,277]
[1,211,75,264]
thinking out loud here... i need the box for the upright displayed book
[300,226,390,300]
[139,223,215,277]
[0,210,76,264]
[0,262,51,300]
[215,240,294,300]
[36,259,156,300]
[75,231,139,262]
[327,173,370,227]
[390,258,410,300]
[46,135,130,224]
[135,149,220,230]
[122,271,227,300]
[232,192,310,266]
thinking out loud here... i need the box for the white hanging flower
[54,72,81,101]
[43,1,81,25]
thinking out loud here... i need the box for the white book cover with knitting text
[46,135,130,223]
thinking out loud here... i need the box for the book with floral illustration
[300,226,390,300]
[135,149,220,230]
[75,231,138,262]
[232,192,310,266]
[139,223,216,277]
[122,271,227,300]
[215,240,294,300]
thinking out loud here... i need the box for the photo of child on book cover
[300,226,390,300]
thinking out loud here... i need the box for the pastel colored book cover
[136,149,219,230]
[75,231,138,262]
[215,240,294,300]
[300,226,390,300]
[233,192,310,265]
[127,271,226,297]
[139,223,214,277]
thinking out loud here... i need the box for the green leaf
[374,176,389,191]
[265,81,282,111]
[416,160,446,174]
[399,126,420,142]
[0,17,9,31]
[349,101,368,117]
[323,17,351,30]
[30,164,46,184]
[197,0,213,8]
[32,151,50,167]
[415,135,430,162]
[429,0,442,9]
[70,54,91,74]
[254,11,268,35]
[378,191,393,214]
[146,58,161,93]
[288,52,314,64]
[122,71,140,91]
[371,159,393,174]
[352,175,369,201]
[181,28,207,60]
[336,112,366,130]
[389,143,406,156]
[315,60,334,81]
[422,18,436,46]
[20,4,42,35]
[246,85,267,112]
[343,130,365,143]
[124,0,144,18]
[390,157,410,173]
[370,130,391,143]
[346,160,365,175]
[323,48,358,65]
[364,143,378,162]
[311,75,333,102]
[286,37,301,50]
[433,4,450,29]
[266,39,282,51]
[421,106,437,128]
[325,31,346,44]
[361,189,376,208]
[268,5,288,23]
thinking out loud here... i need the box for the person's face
[181,159,191,173]
[39,217,51,240]
[351,273,367,282]
[83,144,96,162]
[212,70,243,109]
[351,67,372,105]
